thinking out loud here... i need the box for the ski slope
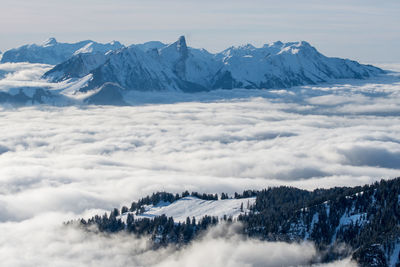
[121,196,256,223]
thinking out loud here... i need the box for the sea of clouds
[0,62,399,266]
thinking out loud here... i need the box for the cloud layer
[0,63,399,265]
[0,219,357,267]
[0,62,53,94]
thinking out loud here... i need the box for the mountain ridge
[0,36,386,106]
[75,177,400,267]
[0,38,124,65]
[43,36,383,96]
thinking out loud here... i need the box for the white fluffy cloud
[0,62,53,91]
[0,63,399,265]
[0,219,357,267]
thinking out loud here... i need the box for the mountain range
[0,36,384,105]
[0,38,123,65]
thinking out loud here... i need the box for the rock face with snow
[43,52,110,82]
[1,38,124,65]
[85,82,127,106]
[43,36,383,94]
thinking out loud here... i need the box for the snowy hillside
[0,38,124,65]
[79,178,400,266]
[121,196,255,223]
[43,52,110,82]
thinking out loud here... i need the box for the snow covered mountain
[0,36,386,106]
[70,36,218,94]
[1,38,124,65]
[212,41,381,89]
[43,41,170,83]
[43,36,383,95]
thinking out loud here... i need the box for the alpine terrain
[0,36,384,105]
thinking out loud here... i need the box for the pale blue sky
[1,0,399,62]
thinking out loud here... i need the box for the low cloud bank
[0,62,53,91]
[0,63,399,265]
[155,224,317,267]
[0,219,357,267]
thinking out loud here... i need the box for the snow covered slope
[74,36,216,93]
[79,43,184,92]
[44,36,383,94]
[213,41,381,89]
[121,196,255,223]
[1,38,124,65]
[43,52,110,82]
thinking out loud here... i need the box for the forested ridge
[72,177,400,266]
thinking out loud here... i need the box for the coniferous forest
[71,177,400,266]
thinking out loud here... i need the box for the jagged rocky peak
[42,37,58,46]
[298,40,311,46]
[166,35,188,57]
[238,43,256,50]
[170,36,189,79]
[110,40,122,46]
[269,40,283,46]
[177,35,187,50]
[154,36,191,80]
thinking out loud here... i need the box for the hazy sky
[1,0,399,63]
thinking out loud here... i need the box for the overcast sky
[1,0,399,63]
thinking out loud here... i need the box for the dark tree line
[72,177,400,266]
[238,177,400,265]
[74,212,220,247]
[125,190,257,216]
